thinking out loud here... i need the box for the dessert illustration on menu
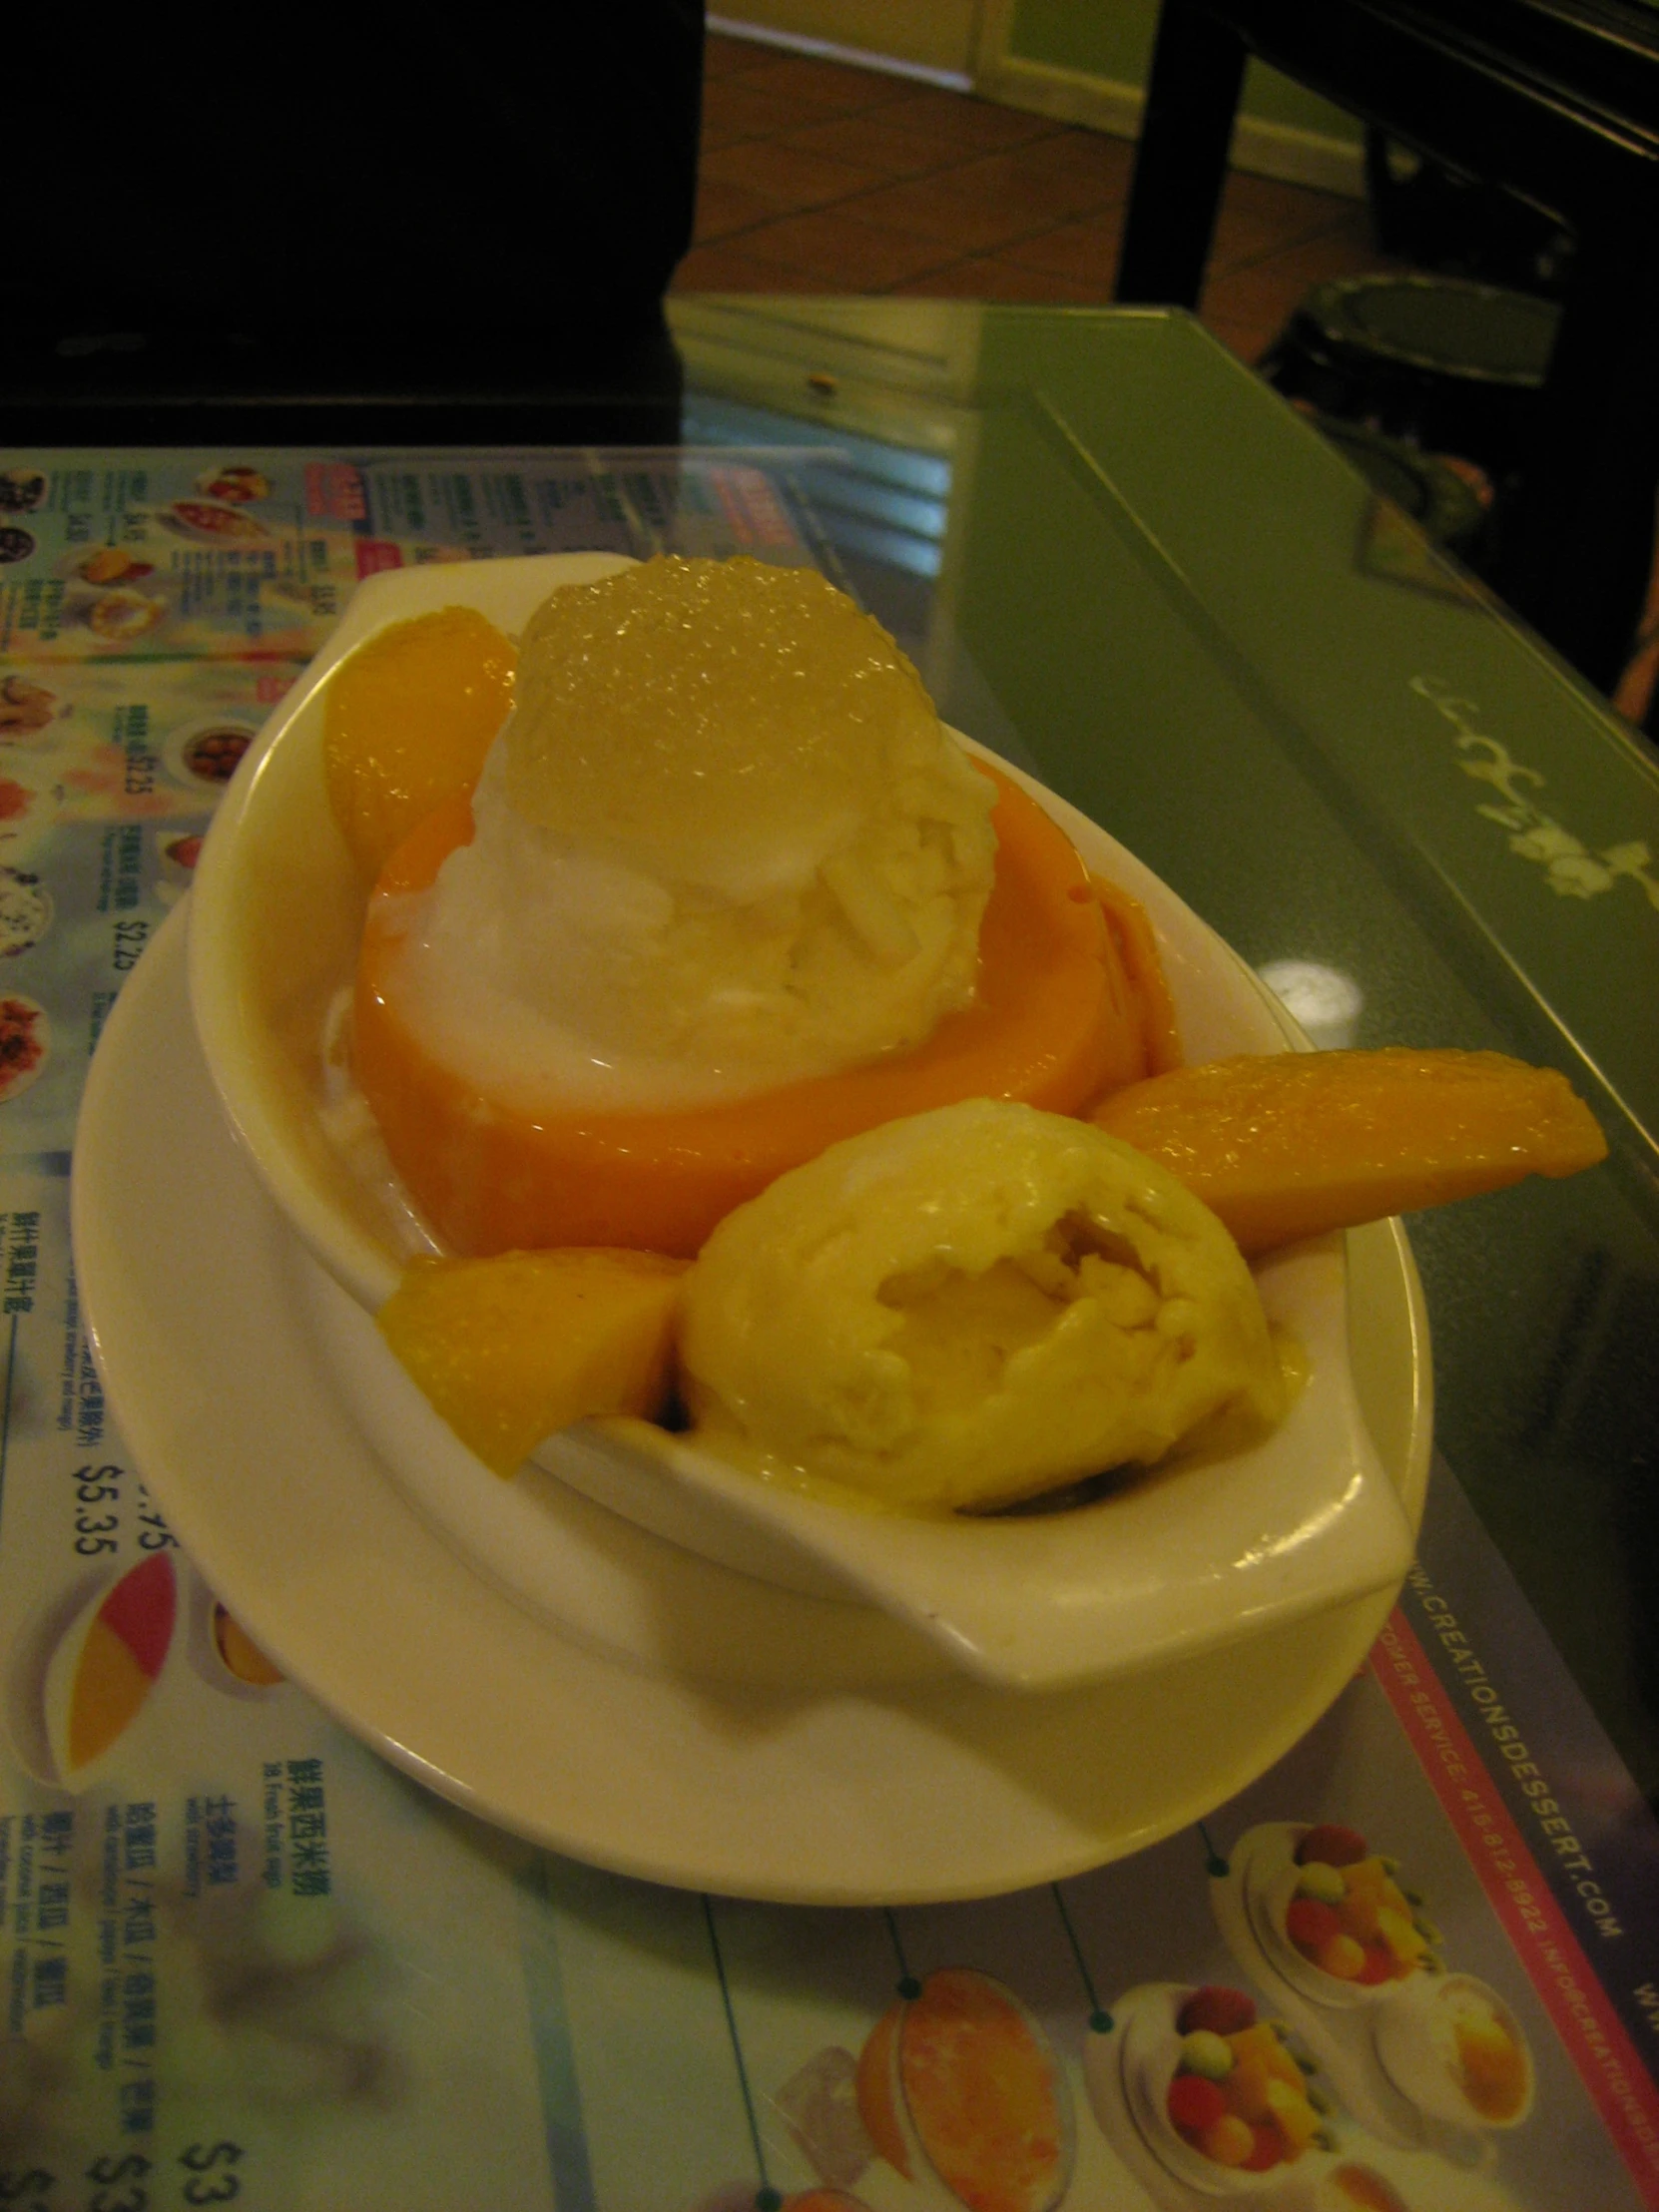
[1211,1822,1534,2153]
[769,1965,1072,2212]
[1084,1977,1339,2202]
[3,1551,286,1790]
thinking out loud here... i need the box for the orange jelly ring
[353,764,1161,1258]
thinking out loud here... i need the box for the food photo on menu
[0,651,276,1153]
[0,457,345,666]
[685,1710,1620,2212]
[0,436,1654,2212]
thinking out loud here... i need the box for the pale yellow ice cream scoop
[396,556,998,1111]
[679,1097,1288,1512]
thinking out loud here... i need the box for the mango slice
[1090,1047,1606,1255]
[324,606,515,879]
[377,1247,688,1474]
[1092,873,1182,1077]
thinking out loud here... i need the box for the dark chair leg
[1491,220,1659,696]
[1115,0,1250,307]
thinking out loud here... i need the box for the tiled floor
[675,31,1401,363]
[678,30,1659,724]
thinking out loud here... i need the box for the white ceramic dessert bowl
[183,552,1422,1693]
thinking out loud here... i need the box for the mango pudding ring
[347,558,1171,1260]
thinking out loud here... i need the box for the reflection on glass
[1257,960,1365,1049]
[683,396,952,580]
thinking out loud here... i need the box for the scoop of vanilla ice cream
[389,557,998,1111]
[679,1098,1287,1512]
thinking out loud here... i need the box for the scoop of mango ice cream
[395,556,998,1112]
[679,1097,1287,1512]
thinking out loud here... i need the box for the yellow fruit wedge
[324,605,515,879]
[1265,2075,1322,2154]
[377,1247,689,1474]
[1091,1047,1606,1255]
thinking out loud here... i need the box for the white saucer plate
[73,902,1430,1904]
